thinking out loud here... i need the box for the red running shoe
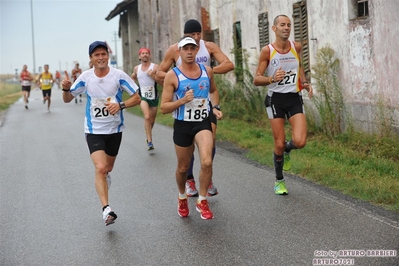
[196,199,214,220]
[177,197,189,217]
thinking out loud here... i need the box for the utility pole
[111,31,118,68]
[108,31,118,68]
[30,0,36,74]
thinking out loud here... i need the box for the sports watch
[213,105,221,111]
[119,102,126,110]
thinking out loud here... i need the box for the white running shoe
[102,206,117,226]
[207,181,218,196]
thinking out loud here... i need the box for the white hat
[178,37,198,49]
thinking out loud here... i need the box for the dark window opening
[357,0,369,17]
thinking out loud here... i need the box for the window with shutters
[293,1,310,81]
[258,12,269,50]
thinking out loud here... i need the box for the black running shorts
[22,86,31,92]
[264,92,305,119]
[173,118,212,147]
[42,89,52,98]
[86,132,122,156]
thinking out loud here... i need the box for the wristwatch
[213,105,221,111]
[119,102,126,110]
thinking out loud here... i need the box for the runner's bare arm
[253,45,272,86]
[206,66,222,120]
[131,65,138,84]
[294,42,313,98]
[155,44,178,86]
[205,42,234,74]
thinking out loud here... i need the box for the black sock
[187,175,194,180]
[273,152,284,180]
[187,155,194,176]
[285,140,297,153]
[102,205,109,211]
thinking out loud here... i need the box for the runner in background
[55,71,61,89]
[131,47,159,150]
[71,62,83,103]
[38,64,54,112]
[20,64,33,109]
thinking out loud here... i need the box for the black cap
[184,19,202,34]
[88,41,107,56]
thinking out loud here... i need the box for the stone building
[106,0,399,135]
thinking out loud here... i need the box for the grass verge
[124,92,399,214]
[0,83,20,111]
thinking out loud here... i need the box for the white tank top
[267,41,303,95]
[137,63,157,100]
[176,40,211,67]
[137,63,155,87]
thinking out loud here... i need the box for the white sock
[179,193,187,199]
[198,195,207,202]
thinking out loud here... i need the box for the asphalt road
[1,88,398,266]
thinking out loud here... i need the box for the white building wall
[206,0,399,134]
[113,0,398,134]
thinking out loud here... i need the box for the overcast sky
[0,0,123,75]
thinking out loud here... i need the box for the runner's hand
[61,71,72,90]
[183,89,194,103]
[303,83,313,99]
[274,67,285,83]
[213,109,223,120]
[104,99,118,115]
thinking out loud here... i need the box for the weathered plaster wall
[205,0,398,134]
[310,0,399,133]
[114,0,398,135]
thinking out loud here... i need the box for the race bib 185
[183,98,209,122]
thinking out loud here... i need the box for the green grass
[123,91,399,213]
[0,82,21,111]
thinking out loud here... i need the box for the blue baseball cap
[88,41,107,56]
